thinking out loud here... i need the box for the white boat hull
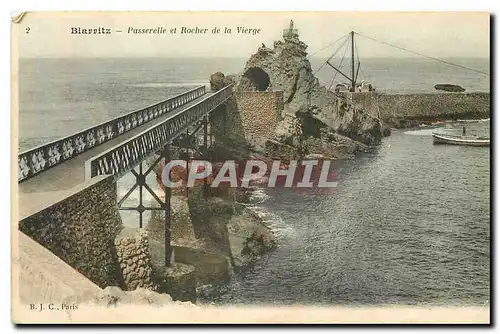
[432,133,490,147]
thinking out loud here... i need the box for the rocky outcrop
[186,187,276,268]
[210,72,235,91]
[146,190,276,286]
[435,84,466,92]
[211,25,385,163]
[144,154,276,287]
[264,110,370,161]
[209,73,253,155]
[228,209,276,267]
[234,29,384,148]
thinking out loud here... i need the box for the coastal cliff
[241,38,383,145]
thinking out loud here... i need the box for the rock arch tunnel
[242,67,271,91]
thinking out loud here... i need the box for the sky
[15,11,490,59]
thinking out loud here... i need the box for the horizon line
[19,56,491,60]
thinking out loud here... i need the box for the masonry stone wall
[349,91,490,127]
[19,175,123,288]
[233,91,284,150]
[349,92,381,119]
[114,228,157,291]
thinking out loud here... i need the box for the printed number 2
[25,27,30,34]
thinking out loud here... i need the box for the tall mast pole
[351,31,355,92]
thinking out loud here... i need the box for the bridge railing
[85,84,233,179]
[18,86,206,183]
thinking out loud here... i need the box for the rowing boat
[432,133,490,147]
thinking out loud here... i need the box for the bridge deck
[18,92,215,218]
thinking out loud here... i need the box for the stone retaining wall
[349,91,490,127]
[18,175,123,288]
[233,91,284,149]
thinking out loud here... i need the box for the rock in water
[211,71,235,91]
[210,72,226,91]
[434,84,466,92]
[232,24,383,147]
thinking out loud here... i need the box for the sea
[18,57,490,306]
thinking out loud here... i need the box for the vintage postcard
[11,11,491,324]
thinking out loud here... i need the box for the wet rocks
[266,110,370,161]
[434,84,466,92]
[187,187,276,269]
[227,209,276,267]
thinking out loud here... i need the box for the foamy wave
[457,118,490,123]
[404,128,443,136]
[246,206,270,220]
[247,206,296,240]
[247,188,270,205]
[263,216,297,239]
